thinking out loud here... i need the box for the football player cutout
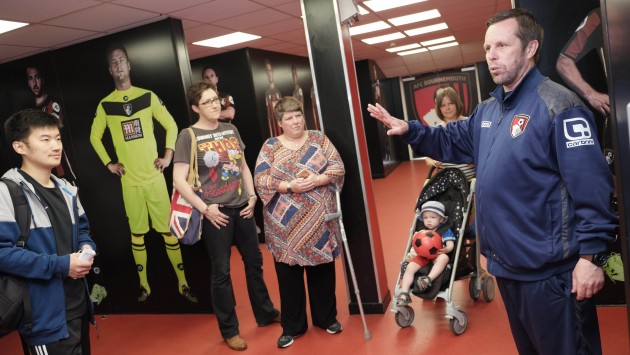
[90,43,196,303]
[201,66,236,122]
[556,8,611,148]
[264,58,282,137]
[26,66,77,182]
[291,65,304,106]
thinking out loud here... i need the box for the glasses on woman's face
[199,97,220,107]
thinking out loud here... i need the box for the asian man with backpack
[0,109,96,354]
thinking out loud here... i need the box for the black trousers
[25,314,90,355]
[202,205,276,339]
[274,260,337,336]
[497,271,602,355]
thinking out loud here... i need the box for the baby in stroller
[396,201,455,306]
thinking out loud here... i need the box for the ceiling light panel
[405,22,448,36]
[363,0,427,12]
[388,9,441,26]
[397,48,429,56]
[421,36,455,46]
[357,5,370,15]
[386,43,421,52]
[349,21,390,36]
[361,32,405,45]
[193,32,261,48]
[0,19,28,35]
[428,42,459,50]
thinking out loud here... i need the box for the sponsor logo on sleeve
[564,117,594,148]
[510,114,530,138]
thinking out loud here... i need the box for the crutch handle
[324,212,340,222]
[324,188,342,222]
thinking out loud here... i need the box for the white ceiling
[0,0,511,78]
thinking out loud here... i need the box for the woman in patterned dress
[254,96,345,348]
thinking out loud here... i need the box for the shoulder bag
[169,128,203,245]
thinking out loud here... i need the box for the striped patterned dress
[254,130,345,266]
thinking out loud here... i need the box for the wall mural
[0,19,209,314]
[518,0,624,305]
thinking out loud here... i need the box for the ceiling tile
[44,3,159,32]
[0,0,513,77]
[249,18,304,37]
[111,0,209,14]
[212,8,293,30]
[0,24,97,47]
[170,0,265,23]
[0,44,46,63]
[0,0,100,23]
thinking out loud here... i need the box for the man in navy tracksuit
[368,8,617,355]
[0,109,96,354]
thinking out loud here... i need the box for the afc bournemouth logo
[123,103,133,116]
[564,117,594,148]
[510,114,530,138]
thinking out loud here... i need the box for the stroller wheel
[482,275,495,302]
[468,278,480,301]
[449,310,468,335]
[394,306,414,328]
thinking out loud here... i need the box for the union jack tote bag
[169,128,202,245]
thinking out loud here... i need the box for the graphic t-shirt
[174,123,248,208]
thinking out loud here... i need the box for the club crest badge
[510,114,530,138]
[123,103,133,116]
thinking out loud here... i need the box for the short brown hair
[273,96,303,123]
[486,8,544,63]
[187,81,217,106]
[435,87,464,120]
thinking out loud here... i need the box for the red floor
[2,160,628,354]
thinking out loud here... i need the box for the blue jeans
[201,205,276,339]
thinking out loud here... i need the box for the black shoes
[137,285,198,303]
[326,321,343,334]
[277,322,341,348]
[277,333,303,348]
[258,308,281,327]
[181,285,198,303]
[137,286,150,302]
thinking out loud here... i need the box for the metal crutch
[325,189,372,341]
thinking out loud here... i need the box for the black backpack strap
[1,178,33,335]
[2,178,31,246]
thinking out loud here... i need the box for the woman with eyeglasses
[172,81,279,352]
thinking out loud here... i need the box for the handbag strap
[186,128,200,189]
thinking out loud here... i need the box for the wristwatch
[286,182,293,193]
[591,252,610,267]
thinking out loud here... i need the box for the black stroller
[392,167,495,335]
